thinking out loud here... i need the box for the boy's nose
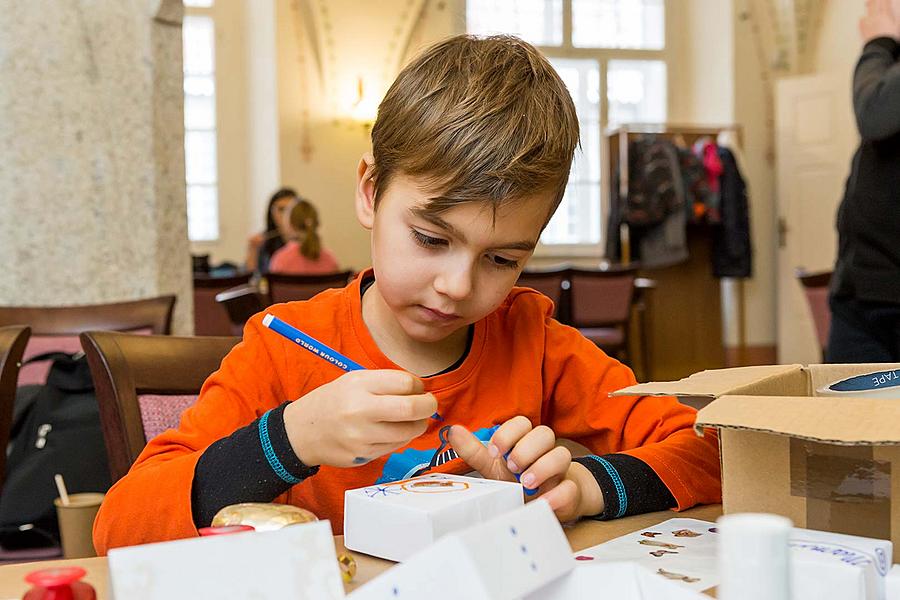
[434,263,473,300]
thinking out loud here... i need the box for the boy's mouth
[417,305,460,322]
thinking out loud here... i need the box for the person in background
[827,0,900,362]
[269,199,340,275]
[246,187,298,274]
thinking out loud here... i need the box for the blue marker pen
[262,313,441,421]
[485,424,538,496]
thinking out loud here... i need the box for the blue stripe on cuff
[587,454,627,518]
[259,409,302,485]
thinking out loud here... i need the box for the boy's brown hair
[370,35,579,222]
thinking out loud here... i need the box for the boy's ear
[355,153,376,230]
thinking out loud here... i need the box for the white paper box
[344,473,523,561]
[528,562,707,599]
[790,527,893,600]
[109,520,344,600]
[348,500,572,600]
[885,564,900,600]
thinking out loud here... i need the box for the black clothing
[832,37,900,305]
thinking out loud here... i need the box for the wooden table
[0,505,722,598]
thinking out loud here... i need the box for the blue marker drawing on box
[262,313,441,420]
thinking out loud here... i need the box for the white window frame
[466,0,673,258]
[183,1,220,244]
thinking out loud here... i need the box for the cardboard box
[615,363,900,563]
[348,500,573,600]
[344,473,523,561]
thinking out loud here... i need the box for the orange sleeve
[540,318,721,510]
[92,314,289,554]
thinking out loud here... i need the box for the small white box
[790,527,893,600]
[885,564,900,600]
[528,562,708,599]
[343,473,523,561]
[349,500,573,600]
[108,520,344,600]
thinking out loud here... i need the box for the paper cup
[817,369,900,399]
[54,492,104,558]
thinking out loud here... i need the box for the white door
[775,74,857,364]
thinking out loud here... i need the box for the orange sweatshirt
[93,273,720,554]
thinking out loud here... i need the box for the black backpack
[0,352,111,548]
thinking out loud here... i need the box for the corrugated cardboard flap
[611,364,802,398]
[695,395,900,445]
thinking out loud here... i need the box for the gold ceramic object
[337,552,357,583]
[211,502,318,532]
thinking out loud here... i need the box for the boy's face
[356,158,554,345]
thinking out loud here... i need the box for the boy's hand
[283,370,437,468]
[448,417,604,521]
[860,0,898,42]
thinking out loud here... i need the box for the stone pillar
[0,0,193,333]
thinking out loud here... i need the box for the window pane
[572,0,664,49]
[542,58,601,246]
[607,60,667,127]
[183,16,214,76]
[466,0,563,46]
[187,185,219,242]
[185,130,217,185]
[184,75,214,97]
[184,0,213,6]
[185,91,215,129]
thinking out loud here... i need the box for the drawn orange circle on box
[397,480,470,493]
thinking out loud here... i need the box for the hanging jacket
[711,147,752,278]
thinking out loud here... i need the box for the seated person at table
[246,187,298,274]
[94,34,721,553]
[268,199,340,275]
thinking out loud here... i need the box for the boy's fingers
[542,479,580,521]
[372,419,430,445]
[488,416,533,458]
[370,393,438,422]
[358,369,425,395]
[448,424,495,474]
[506,425,557,473]
[519,445,571,491]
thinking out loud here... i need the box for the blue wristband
[258,409,302,485]
[587,455,627,518]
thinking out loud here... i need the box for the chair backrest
[568,267,636,327]
[215,284,268,335]
[193,273,253,336]
[266,271,354,305]
[80,331,240,482]
[0,296,176,385]
[0,326,31,493]
[516,268,570,322]
[796,269,833,355]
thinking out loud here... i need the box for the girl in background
[269,199,340,274]
[246,188,298,274]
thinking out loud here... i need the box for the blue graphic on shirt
[375,425,498,484]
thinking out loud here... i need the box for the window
[467,0,668,250]
[182,5,219,242]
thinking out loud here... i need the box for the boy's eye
[489,254,519,270]
[411,229,447,248]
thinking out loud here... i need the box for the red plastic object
[198,525,255,536]
[23,567,95,600]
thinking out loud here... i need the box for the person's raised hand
[860,0,899,43]
[283,370,437,468]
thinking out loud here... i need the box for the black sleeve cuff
[573,454,675,520]
[864,36,899,55]
[191,402,319,528]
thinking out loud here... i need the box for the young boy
[94,35,720,554]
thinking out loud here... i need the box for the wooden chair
[80,331,240,482]
[567,267,637,365]
[266,271,355,305]
[193,273,253,336]
[0,326,30,495]
[0,296,176,386]
[215,284,268,336]
[516,267,571,323]
[796,268,833,360]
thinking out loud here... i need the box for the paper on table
[572,518,719,591]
